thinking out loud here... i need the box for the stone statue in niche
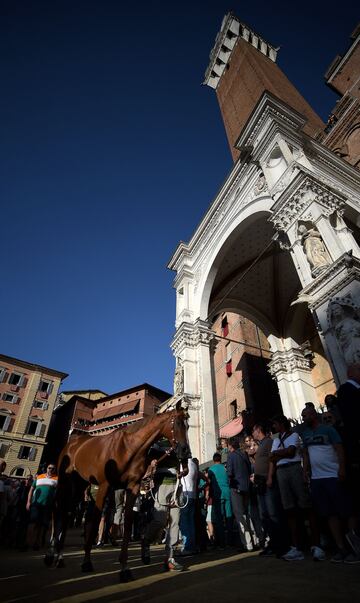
[328,295,360,365]
[173,360,184,396]
[298,224,331,276]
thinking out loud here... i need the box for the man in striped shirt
[26,463,58,550]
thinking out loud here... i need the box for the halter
[169,416,178,451]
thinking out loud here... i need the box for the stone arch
[196,196,303,343]
[197,196,275,320]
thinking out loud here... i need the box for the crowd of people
[139,371,360,570]
[1,363,360,574]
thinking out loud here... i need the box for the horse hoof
[119,569,134,583]
[56,558,65,568]
[81,561,94,572]
[44,554,54,567]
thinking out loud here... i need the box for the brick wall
[216,37,324,160]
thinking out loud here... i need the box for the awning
[220,417,243,438]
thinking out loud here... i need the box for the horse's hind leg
[119,489,135,582]
[82,483,108,572]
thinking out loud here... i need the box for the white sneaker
[282,546,304,561]
[311,545,326,561]
[346,530,360,556]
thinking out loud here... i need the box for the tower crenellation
[204,13,279,90]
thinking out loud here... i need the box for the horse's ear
[175,400,182,411]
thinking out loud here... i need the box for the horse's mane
[123,410,173,434]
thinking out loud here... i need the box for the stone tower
[204,13,324,161]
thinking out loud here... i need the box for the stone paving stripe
[50,561,164,586]
[3,594,39,603]
[49,551,254,603]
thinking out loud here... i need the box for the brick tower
[204,13,324,161]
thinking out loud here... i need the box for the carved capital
[171,320,215,356]
[268,348,312,378]
[184,395,202,411]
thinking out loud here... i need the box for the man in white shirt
[267,414,324,562]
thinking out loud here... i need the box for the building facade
[169,14,360,463]
[0,354,68,476]
[323,24,360,167]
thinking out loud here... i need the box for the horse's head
[163,405,191,463]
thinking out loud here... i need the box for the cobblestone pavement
[1,531,359,603]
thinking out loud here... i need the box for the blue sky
[1,0,358,394]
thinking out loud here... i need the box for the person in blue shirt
[208,453,232,548]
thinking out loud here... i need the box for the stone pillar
[268,337,317,419]
[171,319,218,463]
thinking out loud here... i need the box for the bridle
[163,412,188,457]
[143,411,189,509]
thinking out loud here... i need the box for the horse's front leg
[119,488,136,582]
[82,483,108,572]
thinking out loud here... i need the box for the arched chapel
[168,14,360,463]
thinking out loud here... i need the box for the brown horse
[45,405,190,581]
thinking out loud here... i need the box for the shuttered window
[18,446,37,460]
[221,316,229,338]
[0,415,11,432]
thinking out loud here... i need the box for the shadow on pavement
[1,539,359,603]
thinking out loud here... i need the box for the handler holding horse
[46,403,190,582]
[141,442,187,572]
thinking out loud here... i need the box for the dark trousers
[257,482,289,554]
[230,489,257,550]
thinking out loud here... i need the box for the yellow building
[0,354,68,477]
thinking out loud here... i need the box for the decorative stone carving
[173,359,184,396]
[194,263,204,293]
[327,294,360,365]
[184,395,202,411]
[171,320,214,356]
[270,174,345,232]
[268,348,312,378]
[295,253,360,311]
[298,224,331,277]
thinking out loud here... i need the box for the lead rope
[149,473,189,509]
[170,475,189,509]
